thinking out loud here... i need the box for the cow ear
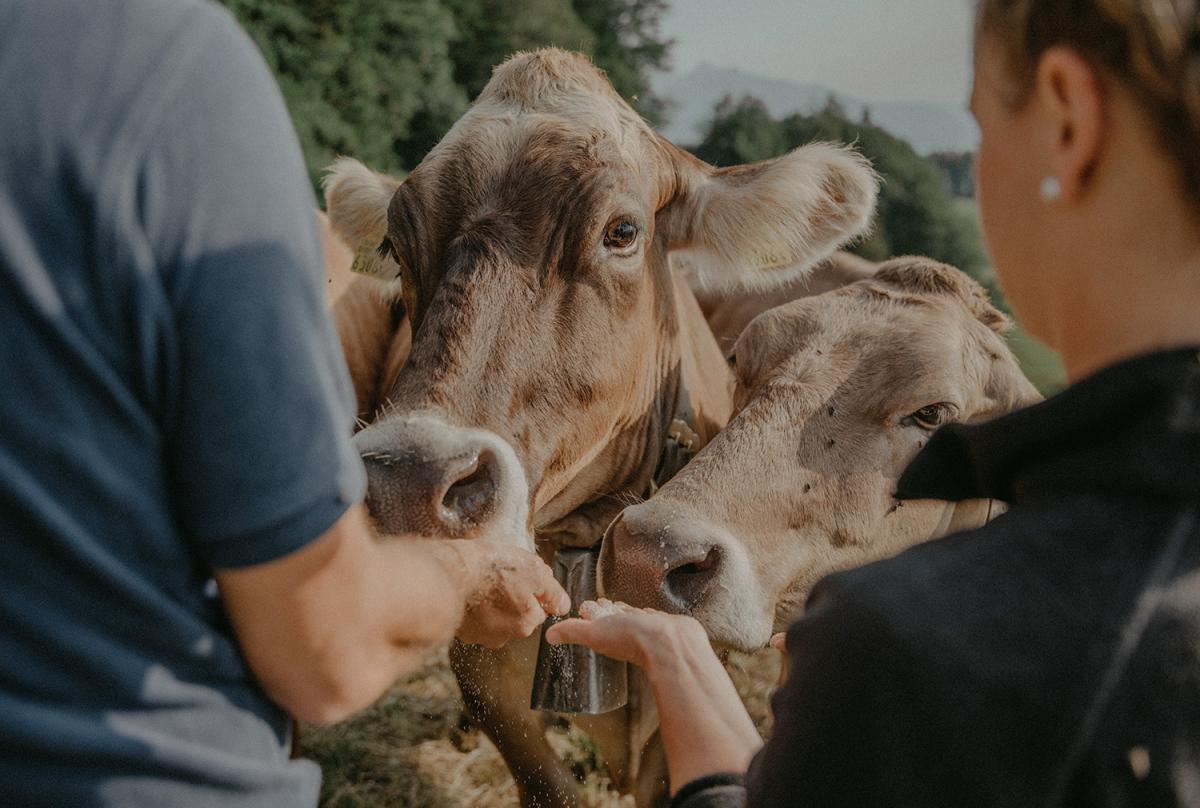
[662,142,878,293]
[322,157,403,282]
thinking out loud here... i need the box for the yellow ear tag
[750,248,793,271]
[350,240,381,277]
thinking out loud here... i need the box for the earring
[1039,176,1062,203]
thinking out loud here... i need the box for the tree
[694,94,989,278]
[220,0,466,187]
[445,0,596,100]
[570,0,673,124]
[221,0,675,191]
[928,151,976,198]
[692,95,785,166]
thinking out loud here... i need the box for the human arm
[552,583,917,808]
[217,505,567,725]
[546,601,762,793]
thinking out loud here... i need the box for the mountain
[654,63,979,155]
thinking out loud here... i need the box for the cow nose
[354,416,529,540]
[662,544,723,610]
[362,445,499,536]
[600,510,724,613]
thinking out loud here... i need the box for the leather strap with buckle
[649,366,703,495]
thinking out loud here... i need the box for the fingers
[536,578,571,616]
[769,632,787,652]
[545,617,604,650]
[521,594,549,636]
[578,598,635,620]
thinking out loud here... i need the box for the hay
[301,645,782,807]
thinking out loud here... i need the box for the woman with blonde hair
[550,2,1200,804]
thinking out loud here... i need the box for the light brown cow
[694,250,878,356]
[601,258,1041,651]
[322,48,878,807]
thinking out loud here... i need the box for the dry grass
[301,645,782,807]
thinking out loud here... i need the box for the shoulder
[786,497,1128,709]
[11,0,244,64]
[3,0,262,155]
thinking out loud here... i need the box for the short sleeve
[138,4,365,568]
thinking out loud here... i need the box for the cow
[321,48,879,808]
[600,258,1042,653]
[693,250,878,356]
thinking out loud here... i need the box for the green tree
[221,0,466,187]
[222,0,674,190]
[445,0,596,99]
[447,0,672,124]
[692,95,786,166]
[695,94,989,277]
[929,151,976,198]
[570,0,673,124]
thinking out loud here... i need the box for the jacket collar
[897,347,1200,503]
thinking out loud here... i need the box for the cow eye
[603,219,639,251]
[903,403,956,431]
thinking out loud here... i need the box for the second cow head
[601,258,1042,649]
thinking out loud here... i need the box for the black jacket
[676,348,1200,807]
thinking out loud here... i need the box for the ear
[322,157,403,281]
[663,142,879,292]
[1033,45,1105,201]
[874,256,1013,335]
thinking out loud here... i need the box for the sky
[658,0,977,105]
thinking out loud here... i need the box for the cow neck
[646,277,735,494]
[649,365,702,495]
[530,277,733,550]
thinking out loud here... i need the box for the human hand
[548,599,761,792]
[443,541,570,649]
[545,598,710,674]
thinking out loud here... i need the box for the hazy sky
[659,0,977,105]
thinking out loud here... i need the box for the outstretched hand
[546,598,763,794]
[545,598,709,669]
[443,541,570,649]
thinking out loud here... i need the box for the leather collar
[649,366,703,495]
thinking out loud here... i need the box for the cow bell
[530,547,629,715]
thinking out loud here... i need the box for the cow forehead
[769,288,982,356]
[745,291,998,400]
[428,105,655,188]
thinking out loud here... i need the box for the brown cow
[323,48,878,807]
[601,258,1041,652]
[694,250,878,355]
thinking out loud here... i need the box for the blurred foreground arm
[218,506,567,725]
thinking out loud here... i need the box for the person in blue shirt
[0,1,567,805]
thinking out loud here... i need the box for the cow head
[600,258,1041,649]
[324,49,878,549]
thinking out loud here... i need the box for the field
[301,645,782,807]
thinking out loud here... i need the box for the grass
[300,645,782,807]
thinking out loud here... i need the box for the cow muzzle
[354,415,533,549]
[599,501,772,648]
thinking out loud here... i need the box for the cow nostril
[663,545,722,610]
[673,550,719,577]
[439,450,498,528]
